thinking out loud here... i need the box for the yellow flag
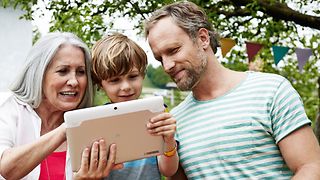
[220,38,236,57]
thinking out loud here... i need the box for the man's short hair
[144,1,220,54]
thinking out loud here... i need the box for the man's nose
[163,57,175,73]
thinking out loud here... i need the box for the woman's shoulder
[0,92,26,113]
[0,91,14,106]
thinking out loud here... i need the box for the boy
[91,33,179,179]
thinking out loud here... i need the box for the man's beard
[175,51,207,91]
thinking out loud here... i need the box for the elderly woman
[0,32,120,179]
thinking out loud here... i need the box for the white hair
[10,32,93,108]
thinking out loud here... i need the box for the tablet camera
[114,106,118,110]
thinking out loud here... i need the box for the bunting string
[220,38,314,73]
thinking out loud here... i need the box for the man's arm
[278,125,320,179]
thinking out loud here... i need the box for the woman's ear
[197,28,210,50]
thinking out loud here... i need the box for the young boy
[91,33,179,179]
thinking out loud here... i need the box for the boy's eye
[109,77,120,83]
[129,74,139,79]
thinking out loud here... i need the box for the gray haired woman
[0,32,120,179]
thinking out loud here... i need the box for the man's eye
[170,47,179,55]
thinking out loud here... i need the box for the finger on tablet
[89,141,99,171]
[107,144,116,166]
[79,147,90,173]
[97,139,108,171]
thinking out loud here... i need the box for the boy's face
[101,67,144,103]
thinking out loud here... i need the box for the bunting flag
[220,38,236,57]
[272,45,289,65]
[295,48,313,72]
[219,37,315,73]
[245,42,264,62]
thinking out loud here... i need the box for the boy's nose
[120,81,131,91]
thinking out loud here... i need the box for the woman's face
[42,44,87,112]
[101,67,144,103]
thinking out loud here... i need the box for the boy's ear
[197,28,210,50]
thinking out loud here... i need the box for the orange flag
[220,38,236,57]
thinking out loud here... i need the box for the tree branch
[228,0,320,30]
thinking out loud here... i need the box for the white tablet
[64,96,165,172]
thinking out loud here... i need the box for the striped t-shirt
[171,71,310,179]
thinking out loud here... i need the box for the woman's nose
[67,74,79,87]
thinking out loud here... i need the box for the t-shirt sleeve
[0,96,17,161]
[270,78,311,143]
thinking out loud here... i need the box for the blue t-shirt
[105,157,161,180]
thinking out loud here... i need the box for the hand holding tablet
[64,96,165,172]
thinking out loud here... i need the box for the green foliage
[143,75,157,88]
[93,88,109,106]
[47,0,107,46]
[0,0,36,20]
[146,65,172,88]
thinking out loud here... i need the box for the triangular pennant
[220,38,236,57]
[272,45,289,65]
[245,42,264,62]
[295,48,313,72]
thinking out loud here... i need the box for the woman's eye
[57,69,68,74]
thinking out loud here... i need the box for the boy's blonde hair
[91,33,148,86]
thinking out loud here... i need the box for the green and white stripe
[172,71,310,179]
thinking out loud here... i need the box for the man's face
[147,17,207,91]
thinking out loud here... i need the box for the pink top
[39,151,67,180]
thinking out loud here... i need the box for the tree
[147,65,172,88]
[3,0,319,135]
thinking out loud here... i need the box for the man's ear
[197,28,210,50]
